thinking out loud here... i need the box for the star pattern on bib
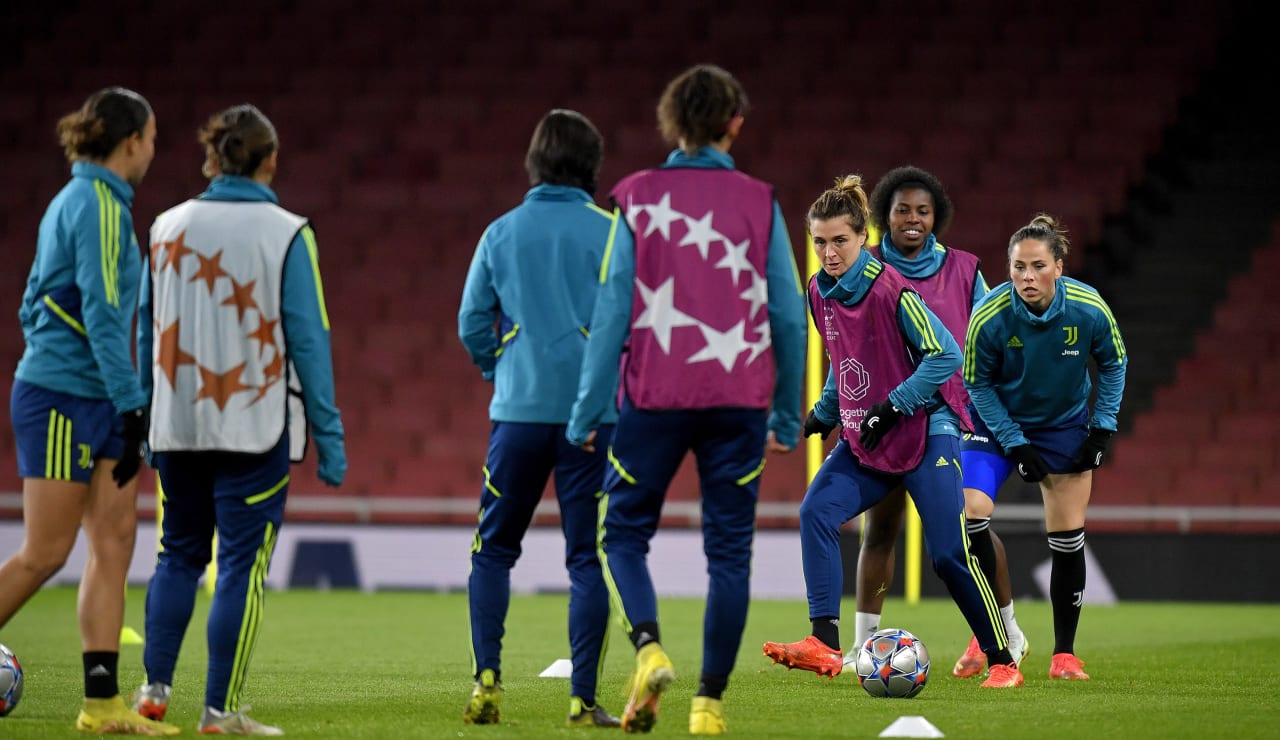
[633,277,699,354]
[150,233,284,410]
[195,362,254,411]
[154,319,196,387]
[625,191,771,372]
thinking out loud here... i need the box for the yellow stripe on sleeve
[42,295,88,336]
[963,292,1011,382]
[598,208,621,284]
[1065,285,1126,360]
[299,226,331,330]
[901,292,943,353]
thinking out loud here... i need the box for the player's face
[124,114,157,187]
[886,186,935,257]
[810,216,866,278]
[1009,239,1063,311]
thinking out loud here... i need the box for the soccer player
[962,213,1127,681]
[0,87,179,735]
[457,109,622,729]
[132,104,347,735]
[761,175,1024,690]
[844,166,1029,676]
[566,64,807,735]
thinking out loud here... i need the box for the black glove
[1009,444,1049,483]
[858,400,902,451]
[803,409,837,440]
[112,407,147,487]
[1072,428,1113,470]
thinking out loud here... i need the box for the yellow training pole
[904,494,922,605]
[804,234,824,484]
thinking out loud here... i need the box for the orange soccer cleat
[980,662,1025,688]
[1049,652,1090,680]
[762,636,843,678]
[952,635,987,678]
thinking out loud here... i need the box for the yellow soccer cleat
[621,642,675,734]
[689,696,726,736]
[565,696,621,728]
[75,695,181,735]
[462,669,502,725]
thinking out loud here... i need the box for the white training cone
[538,658,573,678]
[879,715,944,738]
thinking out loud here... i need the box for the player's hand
[1071,428,1113,470]
[766,430,793,454]
[1009,444,1049,483]
[858,400,902,451]
[112,407,147,487]
[318,454,347,487]
[579,429,598,454]
[802,409,836,440]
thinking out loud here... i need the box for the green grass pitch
[1,587,1278,738]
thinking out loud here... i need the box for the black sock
[83,651,118,699]
[967,517,998,584]
[697,673,728,700]
[984,647,1015,666]
[631,622,660,651]
[811,618,840,652]
[1048,527,1087,655]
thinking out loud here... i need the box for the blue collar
[72,161,134,206]
[816,248,877,305]
[878,233,944,279]
[1012,277,1067,323]
[199,175,279,204]
[662,146,735,170]
[524,184,593,203]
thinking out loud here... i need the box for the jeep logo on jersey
[838,357,870,401]
[1063,326,1078,345]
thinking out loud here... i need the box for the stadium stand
[1,0,1274,532]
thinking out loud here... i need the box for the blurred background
[1,0,1276,551]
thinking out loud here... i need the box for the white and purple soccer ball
[853,628,930,698]
[0,643,23,717]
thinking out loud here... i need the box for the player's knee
[16,545,70,581]
[861,525,898,552]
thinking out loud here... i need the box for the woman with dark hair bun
[962,213,1127,682]
[0,87,177,734]
[131,103,346,736]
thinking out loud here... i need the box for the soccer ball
[0,643,22,717]
[853,628,929,698]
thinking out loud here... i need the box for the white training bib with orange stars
[148,200,306,454]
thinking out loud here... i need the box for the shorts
[961,405,1090,497]
[10,379,124,482]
